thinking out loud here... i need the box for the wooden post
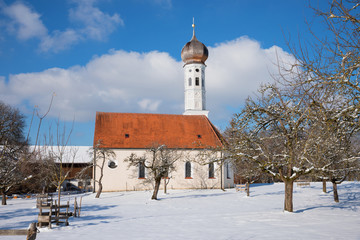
[65,201,69,226]
[38,204,43,228]
[48,202,52,229]
[74,197,77,217]
[0,229,27,236]
[55,200,59,226]
[26,222,38,240]
[79,196,82,217]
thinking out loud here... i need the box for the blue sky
[0,0,328,146]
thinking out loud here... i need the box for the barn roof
[93,112,225,149]
[29,146,92,163]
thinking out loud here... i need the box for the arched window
[139,161,145,178]
[185,161,192,178]
[226,163,231,179]
[195,77,199,86]
[209,162,214,178]
[188,78,192,86]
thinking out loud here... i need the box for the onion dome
[181,23,208,65]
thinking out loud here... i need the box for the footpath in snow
[0,181,359,239]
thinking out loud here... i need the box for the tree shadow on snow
[157,192,227,201]
[295,182,360,213]
[80,204,118,213]
[72,214,121,227]
[0,206,38,222]
[249,183,275,188]
[0,205,39,230]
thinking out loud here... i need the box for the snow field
[1,181,359,239]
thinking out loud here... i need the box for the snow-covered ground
[1,182,360,239]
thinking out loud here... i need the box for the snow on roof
[30,146,92,163]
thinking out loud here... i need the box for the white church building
[93,24,234,192]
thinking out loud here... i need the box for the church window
[139,161,145,178]
[195,77,199,86]
[189,69,192,72]
[196,68,199,72]
[188,78,192,86]
[226,163,231,179]
[108,160,118,169]
[185,161,192,178]
[197,134,202,139]
[202,77,205,87]
[209,162,215,178]
[125,133,130,138]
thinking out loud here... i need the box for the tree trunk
[57,184,61,207]
[152,177,161,200]
[1,188,6,205]
[95,182,102,198]
[322,179,327,193]
[332,181,339,203]
[284,180,294,212]
[246,181,250,197]
[95,157,105,198]
[164,178,167,194]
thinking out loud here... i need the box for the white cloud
[138,99,161,111]
[2,2,47,40]
[206,36,296,124]
[0,50,182,121]
[40,29,82,53]
[69,0,123,41]
[0,37,295,126]
[1,1,123,52]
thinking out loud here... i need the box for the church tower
[181,21,209,117]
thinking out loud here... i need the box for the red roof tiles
[94,112,224,149]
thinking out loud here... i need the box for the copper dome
[181,32,208,65]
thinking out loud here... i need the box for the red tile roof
[94,112,225,149]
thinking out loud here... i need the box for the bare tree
[12,151,56,194]
[296,0,360,101]
[91,140,115,198]
[284,0,360,201]
[305,96,359,202]
[32,93,55,150]
[229,79,322,212]
[225,128,264,196]
[125,143,182,200]
[41,119,77,206]
[0,101,28,205]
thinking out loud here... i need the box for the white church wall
[94,149,233,192]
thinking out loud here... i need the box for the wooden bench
[52,201,70,226]
[37,196,70,229]
[235,184,248,192]
[36,194,52,208]
[296,182,310,187]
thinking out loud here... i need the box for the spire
[181,18,208,65]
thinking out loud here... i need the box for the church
[93,23,234,192]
